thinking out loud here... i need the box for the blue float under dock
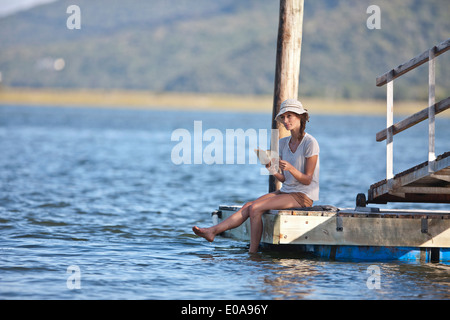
[285,245,450,262]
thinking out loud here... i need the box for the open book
[254,149,271,165]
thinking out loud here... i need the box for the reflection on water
[259,258,319,299]
[0,105,449,299]
[253,253,450,300]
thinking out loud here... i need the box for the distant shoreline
[0,87,432,116]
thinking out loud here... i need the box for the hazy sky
[0,0,56,17]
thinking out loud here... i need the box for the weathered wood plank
[376,97,450,142]
[393,186,450,194]
[277,215,450,247]
[369,192,450,204]
[376,38,450,87]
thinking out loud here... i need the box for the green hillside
[0,0,449,100]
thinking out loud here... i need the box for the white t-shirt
[278,133,320,200]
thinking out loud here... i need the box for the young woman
[193,99,320,253]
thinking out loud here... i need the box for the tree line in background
[0,0,448,101]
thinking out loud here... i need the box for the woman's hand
[265,159,278,175]
[282,155,318,186]
[279,160,294,172]
[265,158,285,182]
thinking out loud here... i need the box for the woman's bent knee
[248,204,263,219]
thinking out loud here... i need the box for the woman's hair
[296,112,309,139]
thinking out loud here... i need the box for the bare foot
[192,226,215,242]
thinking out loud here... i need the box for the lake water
[0,105,449,300]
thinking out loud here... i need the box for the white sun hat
[275,99,308,122]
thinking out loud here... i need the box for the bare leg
[248,194,299,253]
[192,202,251,242]
[193,192,279,242]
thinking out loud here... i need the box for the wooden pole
[269,0,304,192]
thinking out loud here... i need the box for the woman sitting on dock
[193,99,320,253]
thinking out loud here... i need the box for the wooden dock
[209,39,450,262]
[214,205,450,262]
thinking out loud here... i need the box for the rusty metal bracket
[421,218,428,233]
